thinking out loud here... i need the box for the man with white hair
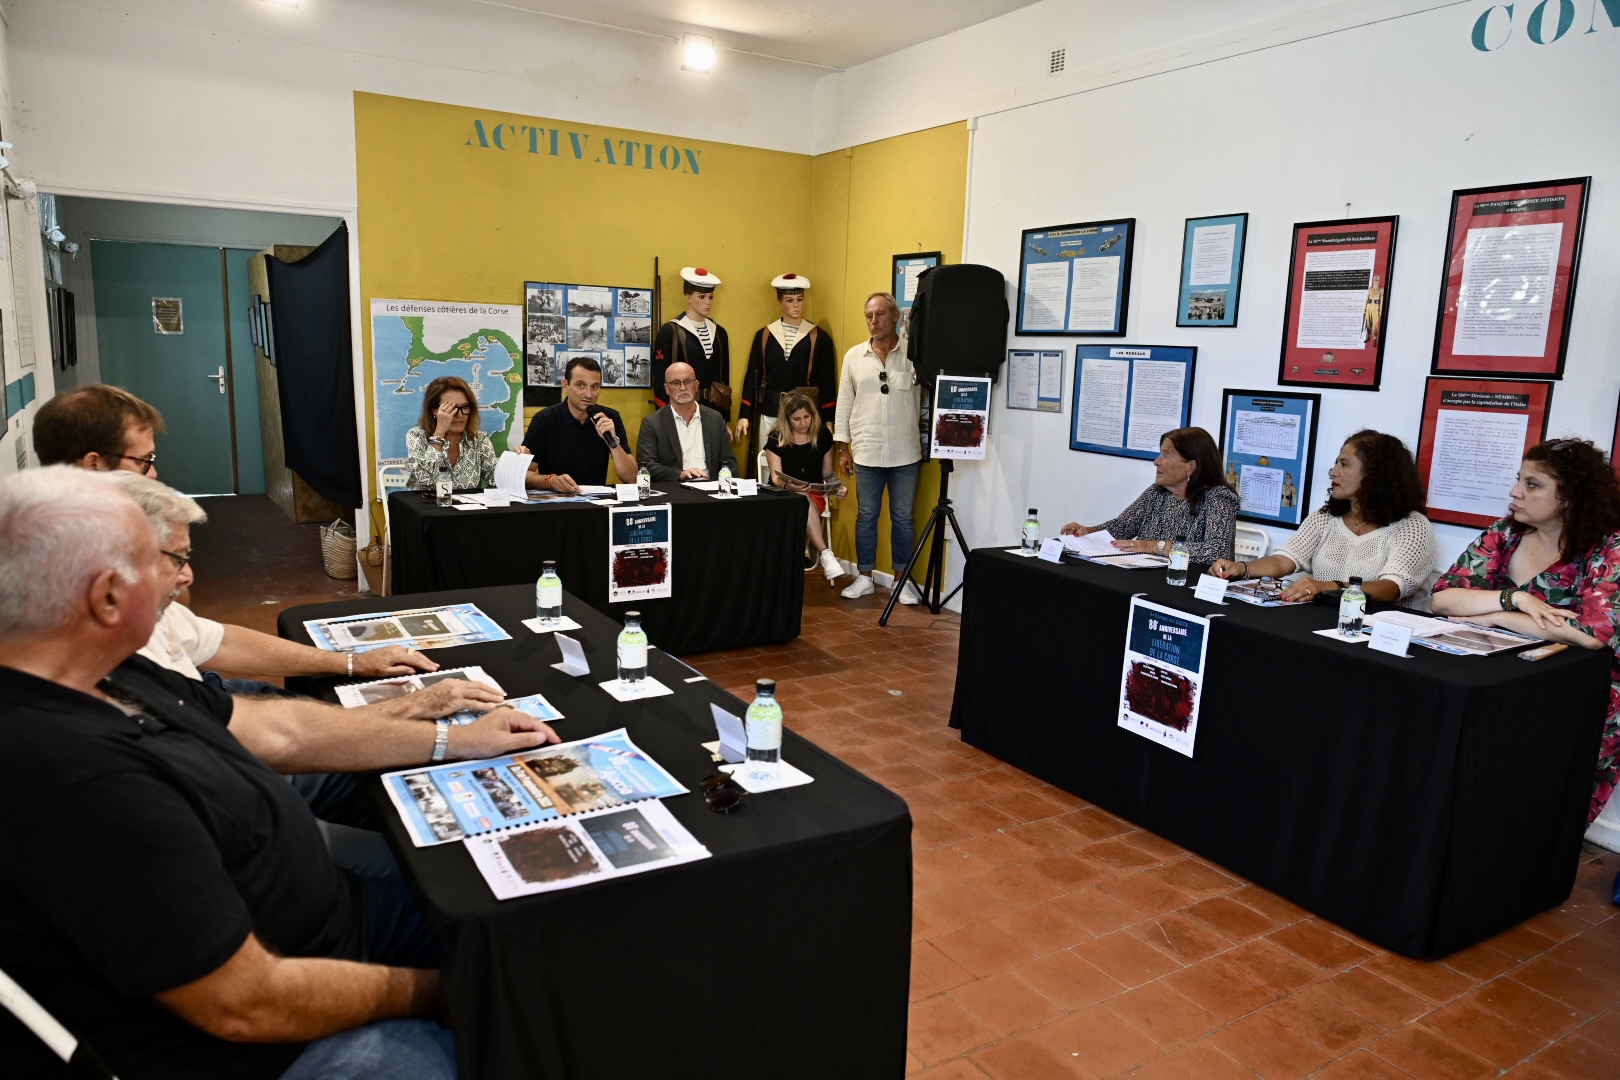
[0,466,558,1079]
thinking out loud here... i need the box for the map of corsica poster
[371,299,524,467]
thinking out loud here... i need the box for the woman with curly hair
[1430,438,1620,823]
[1210,430,1436,602]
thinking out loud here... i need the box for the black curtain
[267,224,362,508]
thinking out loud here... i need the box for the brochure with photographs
[336,666,562,726]
[381,728,688,847]
[1225,579,1310,607]
[465,800,709,900]
[1365,610,1541,655]
[304,603,511,653]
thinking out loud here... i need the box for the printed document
[1022,262,1069,331]
[1427,409,1527,521]
[1125,360,1186,454]
[1188,224,1237,286]
[1453,223,1562,357]
[1232,410,1300,458]
[1077,358,1129,447]
[1068,257,1121,331]
[1296,249,1375,350]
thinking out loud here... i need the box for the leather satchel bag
[675,326,732,414]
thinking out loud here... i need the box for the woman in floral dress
[1431,438,1620,823]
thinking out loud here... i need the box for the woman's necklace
[1344,508,1374,536]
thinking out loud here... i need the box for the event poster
[1017,219,1136,336]
[1416,378,1552,528]
[930,375,992,460]
[1118,597,1210,759]
[1069,345,1196,460]
[382,728,688,847]
[1006,350,1064,412]
[1218,389,1320,528]
[1430,178,1589,378]
[1277,217,1398,391]
[609,503,672,603]
[1176,213,1248,328]
[893,252,941,312]
[524,280,653,389]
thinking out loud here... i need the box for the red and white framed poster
[1430,177,1589,379]
[1416,377,1552,529]
[1277,216,1398,391]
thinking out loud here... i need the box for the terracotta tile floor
[193,497,1620,1078]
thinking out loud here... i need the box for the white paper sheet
[1239,464,1283,516]
[721,758,815,793]
[1068,256,1122,331]
[1453,223,1562,358]
[1077,358,1129,446]
[1232,410,1301,458]
[1061,530,1119,558]
[1296,248,1375,350]
[492,451,532,499]
[1427,409,1527,520]
[1125,360,1186,454]
[1038,353,1063,400]
[708,704,747,763]
[1021,262,1069,331]
[1007,351,1039,410]
[1188,224,1237,286]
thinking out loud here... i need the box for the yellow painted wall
[808,122,970,578]
[355,93,968,579]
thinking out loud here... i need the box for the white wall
[939,3,1620,601]
[7,0,823,214]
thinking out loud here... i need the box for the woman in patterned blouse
[1211,430,1435,602]
[1060,427,1238,563]
[405,376,498,491]
[1430,438,1620,824]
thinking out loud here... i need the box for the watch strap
[431,719,451,763]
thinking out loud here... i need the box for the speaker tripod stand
[880,459,970,625]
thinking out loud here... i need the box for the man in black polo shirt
[519,355,636,493]
[0,467,559,1080]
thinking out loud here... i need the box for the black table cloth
[280,585,910,1080]
[389,485,806,656]
[950,548,1610,959]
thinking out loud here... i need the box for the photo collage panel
[525,281,653,389]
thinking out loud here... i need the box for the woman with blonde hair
[766,391,846,584]
[405,376,498,491]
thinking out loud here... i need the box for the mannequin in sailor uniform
[652,267,732,429]
[738,274,838,468]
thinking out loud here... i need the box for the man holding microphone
[519,356,637,492]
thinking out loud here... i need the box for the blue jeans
[854,462,919,576]
[281,1019,457,1080]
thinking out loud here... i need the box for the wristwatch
[431,719,451,763]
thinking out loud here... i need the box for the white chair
[0,964,118,1078]
[1234,524,1269,560]
[377,463,411,596]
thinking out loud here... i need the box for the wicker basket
[320,519,358,580]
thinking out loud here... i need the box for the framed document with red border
[1416,377,1552,529]
[1277,217,1397,391]
[1430,177,1589,378]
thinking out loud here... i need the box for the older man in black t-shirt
[0,467,559,1080]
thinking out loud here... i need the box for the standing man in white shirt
[834,292,923,604]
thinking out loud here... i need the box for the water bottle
[434,451,453,505]
[1021,508,1040,552]
[1166,534,1189,586]
[745,678,783,784]
[617,611,648,688]
[535,560,562,628]
[1338,576,1366,637]
[718,465,733,494]
[637,466,652,499]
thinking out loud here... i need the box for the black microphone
[586,405,621,449]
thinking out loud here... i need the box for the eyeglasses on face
[667,378,698,388]
[112,452,158,475]
[161,549,193,572]
[441,403,473,416]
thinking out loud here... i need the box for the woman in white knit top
[1210,430,1436,602]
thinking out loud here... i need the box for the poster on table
[1016,218,1136,336]
[608,503,672,603]
[1429,177,1590,379]
[1277,216,1399,391]
[1069,345,1196,460]
[524,280,653,389]
[370,299,523,468]
[1006,350,1064,413]
[1176,213,1248,328]
[929,375,992,459]
[892,252,941,312]
[1416,377,1552,529]
[1217,389,1320,529]
[1118,597,1210,759]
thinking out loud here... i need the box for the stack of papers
[1365,610,1541,655]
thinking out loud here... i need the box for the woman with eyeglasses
[405,376,498,491]
[1210,429,1435,602]
[1430,438,1620,824]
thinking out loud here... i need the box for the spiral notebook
[381,728,687,847]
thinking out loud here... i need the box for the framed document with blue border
[1217,389,1321,529]
[1070,345,1195,459]
[1176,213,1248,328]
[1017,218,1135,336]
[892,252,941,312]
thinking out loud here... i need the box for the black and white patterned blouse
[405,426,497,491]
[1100,484,1239,563]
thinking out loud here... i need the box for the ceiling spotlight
[259,0,299,7]
[682,34,715,73]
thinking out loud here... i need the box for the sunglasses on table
[700,772,746,814]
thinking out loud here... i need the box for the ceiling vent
[1048,47,1066,76]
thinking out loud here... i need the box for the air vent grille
[1049,48,1066,75]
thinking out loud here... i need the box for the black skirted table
[950,548,1610,959]
[389,485,806,656]
[280,584,911,1080]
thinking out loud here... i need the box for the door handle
[207,366,226,395]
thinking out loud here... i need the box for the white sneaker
[841,575,875,599]
[895,580,920,605]
[818,548,843,583]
